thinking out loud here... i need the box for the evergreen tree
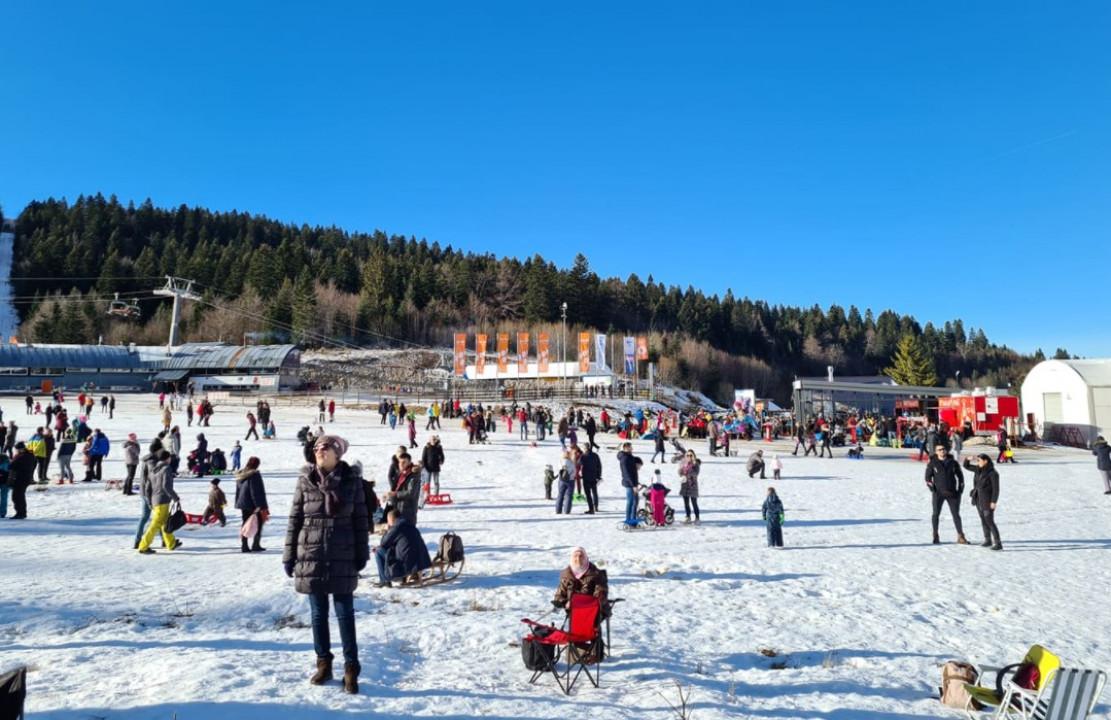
[885,333,938,386]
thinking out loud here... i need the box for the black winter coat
[391,468,421,526]
[963,459,1000,509]
[283,461,369,595]
[421,443,444,473]
[9,453,36,489]
[617,450,641,488]
[234,469,269,512]
[378,517,432,579]
[1093,440,1111,471]
[580,451,602,483]
[925,455,964,497]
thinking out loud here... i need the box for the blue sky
[2,2,1109,356]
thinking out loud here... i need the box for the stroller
[637,476,675,527]
[669,438,687,464]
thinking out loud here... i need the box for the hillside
[11,195,1034,400]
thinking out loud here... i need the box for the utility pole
[154,276,200,351]
[561,302,568,392]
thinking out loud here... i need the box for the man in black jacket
[8,442,37,519]
[924,444,967,545]
[420,436,445,506]
[374,510,431,588]
[579,444,602,514]
[963,453,1002,550]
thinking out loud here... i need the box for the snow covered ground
[2,395,1110,719]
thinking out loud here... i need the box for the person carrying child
[762,487,785,548]
[203,478,228,527]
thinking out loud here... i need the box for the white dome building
[1020,359,1111,446]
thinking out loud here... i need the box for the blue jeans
[375,546,391,584]
[624,486,638,524]
[134,495,152,546]
[307,592,358,665]
[556,480,573,514]
[0,485,8,517]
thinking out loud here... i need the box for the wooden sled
[397,556,465,588]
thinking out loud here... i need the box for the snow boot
[343,661,360,694]
[310,656,333,685]
[980,540,992,547]
[931,534,940,545]
[991,543,1003,551]
[956,535,969,545]
[241,538,251,553]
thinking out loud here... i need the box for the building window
[31,368,64,376]
[0,367,27,376]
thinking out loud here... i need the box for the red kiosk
[937,391,1019,435]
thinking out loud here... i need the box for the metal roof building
[0,342,300,393]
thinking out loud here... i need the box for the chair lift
[107,294,141,320]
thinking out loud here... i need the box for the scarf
[570,547,590,579]
[315,465,343,517]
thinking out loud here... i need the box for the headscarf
[570,547,590,580]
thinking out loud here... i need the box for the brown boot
[956,534,969,545]
[343,661,360,694]
[310,656,333,685]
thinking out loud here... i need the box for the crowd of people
[11,386,1111,703]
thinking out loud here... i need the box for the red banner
[475,334,487,375]
[497,333,509,372]
[517,332,529,373]
[453,333,466,376]
[636,336,649,361]
[538,332,550,373]
[578,331,591,373]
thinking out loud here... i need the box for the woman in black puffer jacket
[283,434,369,694]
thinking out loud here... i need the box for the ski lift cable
[188,280,434,350]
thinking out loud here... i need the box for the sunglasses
[313,443,334,453]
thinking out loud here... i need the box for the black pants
[88,455,103,481]
[245,426,259,440]
[978,505,1001,545]
[748,461,766,479]
[123,464,138,494]
[36,457,49,483]
[241,509,264,550]
[683,495,700,520]
[11,483,27,518]
[583,481,599,512]
[931,494,964,537]
[820,442,832,458]
[587,433,598,450]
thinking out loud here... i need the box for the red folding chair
[521,593,605,694]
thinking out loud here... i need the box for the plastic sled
[425,493,454,505]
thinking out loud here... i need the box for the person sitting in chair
[373,509,431,588]
[552,547,608,612]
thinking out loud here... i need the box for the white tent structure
[1020,359,1111,446]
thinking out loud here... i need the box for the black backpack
[435,532,465,564]
[522,626,556,671]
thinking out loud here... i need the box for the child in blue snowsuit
[762,487,784,547]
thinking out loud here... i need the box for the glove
[778,513,785,525]
[283,561,294,578]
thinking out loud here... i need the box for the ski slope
[1,395,1109,719]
